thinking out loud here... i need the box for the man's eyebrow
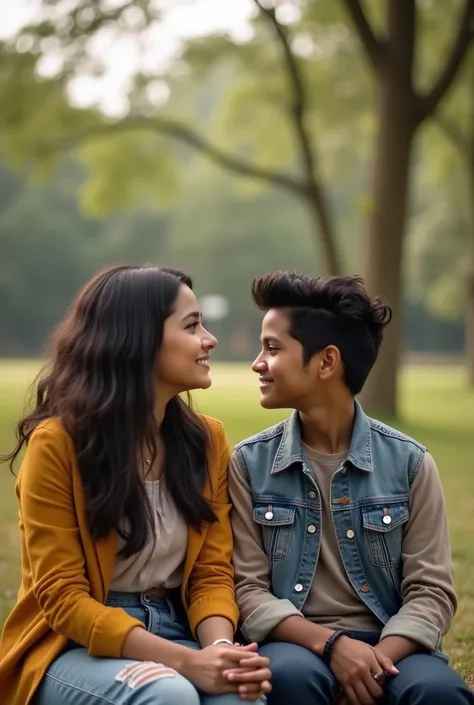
[181,311,201,322]
[261,336,281,344]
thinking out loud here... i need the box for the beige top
[110,478,188,592]
[229,447,456,651]
[301,443,382,630]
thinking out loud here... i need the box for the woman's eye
[187,321,199,331]
[268,347,278,355]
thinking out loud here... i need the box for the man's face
[252,308,324,410]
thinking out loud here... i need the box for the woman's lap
[35,592,265,705]
[36,646,254,705]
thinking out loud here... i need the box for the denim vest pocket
[253,505,296,561]
[362,502,409,567]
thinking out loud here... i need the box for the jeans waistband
[105,591,174,608]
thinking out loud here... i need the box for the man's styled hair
[252,271,392,395]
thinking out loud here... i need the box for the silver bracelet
[212,638,234,646]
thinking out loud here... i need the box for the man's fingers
[375,652,399,675]
[343,684,365,705]
[364,659,385,699]
[352,678,376,705]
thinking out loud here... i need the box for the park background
[0,0,473,684]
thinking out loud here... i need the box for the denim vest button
[383,515,392,525]
[307,524,317,534]
[308,491,316,499]
[294,584,303,592]
[360,583,371,593]
[265,511,274,520]
[346,529,355,539]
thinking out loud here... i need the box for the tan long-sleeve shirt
[229,448,457,651]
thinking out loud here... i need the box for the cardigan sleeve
[18,425,145,657]
[186,420,239,636]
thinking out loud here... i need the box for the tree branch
[339,0,386,70]
[253,0,341,273]
[435,113,468,157]
[38,115,305,196]
[418,0,474,121]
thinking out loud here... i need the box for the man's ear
[319,345,341,380]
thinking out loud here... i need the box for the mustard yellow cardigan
[0,415,238,705]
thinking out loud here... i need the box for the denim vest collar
[271,400,373,475]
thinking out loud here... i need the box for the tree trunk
[358,68,415,418]
[466,116,474,385]
[467,270,474,385]
[305,183,341,275]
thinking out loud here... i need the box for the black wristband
[322,629,348,664]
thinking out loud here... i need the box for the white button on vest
[265,511,274,520]
[294,584,303,592]
[307,525,316,534]
[346,529,355,539]
[308,491,316,499]
[383,515,392,525]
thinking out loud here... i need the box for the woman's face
[155,284,218,396]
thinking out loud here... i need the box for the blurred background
[0,0,473,681]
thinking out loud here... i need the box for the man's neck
[299,397,355,455]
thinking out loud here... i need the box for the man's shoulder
[367,414,426,452]
[234,417,288,453]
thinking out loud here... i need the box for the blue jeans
[259,631,473,705]
[35,591,266,705]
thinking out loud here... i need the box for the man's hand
[330,636,399,705]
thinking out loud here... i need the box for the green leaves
[78,129,179,215]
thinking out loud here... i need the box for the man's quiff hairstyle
[252,271,392,395]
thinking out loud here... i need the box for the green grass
[0,360,473,683]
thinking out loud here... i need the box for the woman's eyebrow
[181,311,200,322]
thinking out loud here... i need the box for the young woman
[0,265,270,705]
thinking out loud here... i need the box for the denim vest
[233,402,425,627]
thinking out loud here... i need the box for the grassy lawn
[0,359,473,683]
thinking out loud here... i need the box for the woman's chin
[199,374,213,390]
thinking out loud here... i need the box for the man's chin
[259,393,281,410]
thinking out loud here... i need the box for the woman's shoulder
[196,413,225,438]
[30,417,73,452]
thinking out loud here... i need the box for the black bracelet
[322,629,348,664]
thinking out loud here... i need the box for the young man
[229,272,472,705]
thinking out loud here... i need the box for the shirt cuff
[241,599,303,643]
[380,614,442,653]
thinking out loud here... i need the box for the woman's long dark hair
[2,264,217,556]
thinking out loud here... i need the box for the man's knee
[387,655,474,705]
[259,642,336,705]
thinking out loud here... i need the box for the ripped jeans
[35,591,266,705]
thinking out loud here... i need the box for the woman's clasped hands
[183,642,272,701]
